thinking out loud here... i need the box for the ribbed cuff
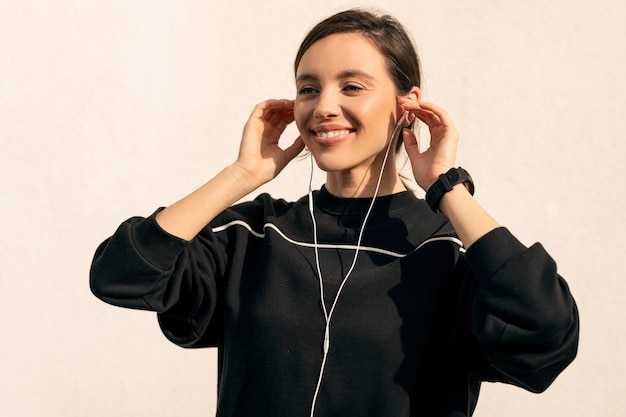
[132,208,189,270]
[465,227,527,286]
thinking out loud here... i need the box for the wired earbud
[307,110,409,417]
[403,112,415,127]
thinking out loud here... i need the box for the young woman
[90,9,579,417]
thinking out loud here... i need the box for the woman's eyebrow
[296,73,319,83]
[337,70,376,82]
[296,70,377,84]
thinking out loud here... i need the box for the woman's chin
[311,156,352,173]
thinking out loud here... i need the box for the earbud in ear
[403,112,415,127]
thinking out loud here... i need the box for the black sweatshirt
[90,187,579,417]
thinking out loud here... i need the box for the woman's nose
[313,90,341,119]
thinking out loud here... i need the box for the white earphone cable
[307,111,409,417]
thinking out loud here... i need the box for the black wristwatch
[425,167,475,212]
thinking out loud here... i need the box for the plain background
[1,0,625,416]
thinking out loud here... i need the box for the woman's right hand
[232,99,305,191]
[155,99,304,241]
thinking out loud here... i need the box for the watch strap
[425,167,475,212]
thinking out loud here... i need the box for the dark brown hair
[294,8,421,94]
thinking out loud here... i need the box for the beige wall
[1,0,624,416]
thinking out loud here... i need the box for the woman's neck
[324,161,407,198]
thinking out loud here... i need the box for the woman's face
[294,33,403,175]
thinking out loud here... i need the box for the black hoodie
[90,187,578,416]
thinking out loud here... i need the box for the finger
[271,108,296,132]
[264,99,294,116]
[397,98,454,130]
[264,99,294,110]
[402,128,420,158]
[396,98,423,127]
[250,100,279,120]
[267,109,286,126]
[414,102,455,128]
[264,103,295,126]
[397,96,420,109]
[410,106,443,128]
[251,99,294,121]
[397,98,420,115]
[282,136,306,161]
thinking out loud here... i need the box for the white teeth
[315,130,350,138]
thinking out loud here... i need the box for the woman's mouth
[311,129,355,146]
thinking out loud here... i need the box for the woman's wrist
[437,183,472,212]
[227,162,268,196]
[424,167,474,212]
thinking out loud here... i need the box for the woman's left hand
[397,98,459,191]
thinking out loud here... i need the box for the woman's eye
[298,87,318,95]
[343,84,364,93]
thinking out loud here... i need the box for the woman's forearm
[438,184,500,248]
[155,164,257,241]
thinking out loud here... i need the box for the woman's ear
[404,86,420,103]
[400,87,420,126]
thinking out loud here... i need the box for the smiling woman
[294,33,413,191]
[89,8,579,417]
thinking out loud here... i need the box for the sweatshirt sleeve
[464,227,579,392]
[90,209,225,347]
